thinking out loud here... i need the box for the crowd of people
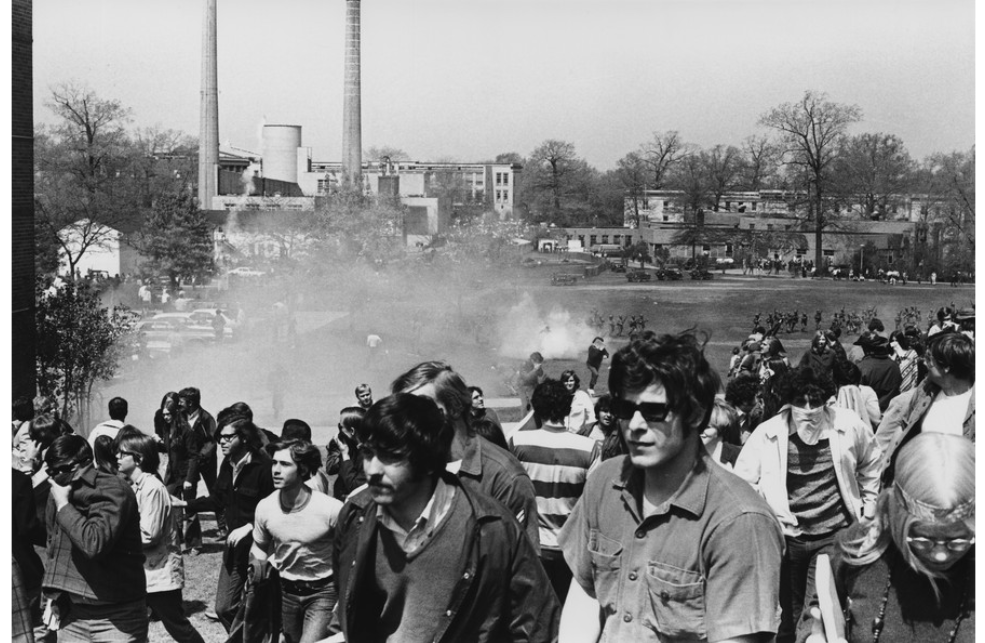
[10,309,975,642]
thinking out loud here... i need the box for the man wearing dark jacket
[332,394,559,643]
[41,435,148,641]
[175,413,274,632]
[857,332,903,411]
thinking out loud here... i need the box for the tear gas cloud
[498,293,596,360]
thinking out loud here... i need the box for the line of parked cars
[134,307,237,359]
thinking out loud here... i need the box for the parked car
[656,266,683,281]
[690,269,714,280]
[551,273,579,286]
[134,319,188,359]
[608,263,627,273]
[227,267,266,277]
[151,312,217,343]
[626,270,652,283]
[188,308,237,340]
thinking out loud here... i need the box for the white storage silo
[262,125,302,184]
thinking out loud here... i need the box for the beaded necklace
[870,564,971,643]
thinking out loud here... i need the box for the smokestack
[198,0,219,209]
[342,0,362,186]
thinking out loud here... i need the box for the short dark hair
[832,359,862,387]
[391,361,471,423]
[471,417,508,451]
[226,402,254,422]
[281,418,312,441]
[216,405,251,432]
[531,378,573,424]
[609,331,720,432]
[776,366,837,406]
[559,369,581,390]
[218,413,264,453]
[594,393,613,417]
[530,352,544,363]
[115,429,161,476]
[30,414,72,451]
[178,387,201,408]
[44,434,93,470]
[108,397,128,421]
[268,438,322,480]
[13,396,34,423]
[467,385,484,397]
[593,336,604,343]
[357,393,452,479]
[868,318,885,332]
[928,331,975,382]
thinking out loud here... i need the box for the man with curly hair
[559,331,783,642]
[734,365,880,643]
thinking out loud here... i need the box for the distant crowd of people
[10,309,975,642]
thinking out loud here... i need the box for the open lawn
[126,269,972,641]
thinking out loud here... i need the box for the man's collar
[376,475,451,534]
[458,433,482,476]
[75,463,99,487]
[612,450,711,519]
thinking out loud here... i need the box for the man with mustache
[331,393,559,642]
[559,332,784,643]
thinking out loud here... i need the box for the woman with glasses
[735,365,881,643]
[115,428,206,643]
[800,432,974,643]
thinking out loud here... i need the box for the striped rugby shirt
[509,426,601,550]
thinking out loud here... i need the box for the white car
[188,308,237,340]
[227,267,266,277]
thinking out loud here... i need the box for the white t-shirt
[88,420,124,449]
[921,387,974,436]
[253,489,344,581]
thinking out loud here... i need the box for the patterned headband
[894,482,975,524]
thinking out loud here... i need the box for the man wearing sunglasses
[558,332,784,643]
[40,434,148,642]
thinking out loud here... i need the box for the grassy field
[131,268,972,642]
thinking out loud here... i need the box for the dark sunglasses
[46,463,76,477]
[610,398,671,423]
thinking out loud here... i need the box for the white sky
[31,0,975,170]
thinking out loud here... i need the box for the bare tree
[364,146,411,162]
[703,145,743,211]
[639,131,686,189]
[740,134,781,190]
[760,90,862,272]
[616,152,648,227]
[921,147,975,271]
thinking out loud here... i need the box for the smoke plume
[497,292,596,360]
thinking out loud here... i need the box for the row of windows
[495,172,509,186]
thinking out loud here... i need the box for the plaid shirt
[10,554,34,643]
[43,464,146,603]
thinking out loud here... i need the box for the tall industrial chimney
[342,0,362,186]
[198,0,219,209]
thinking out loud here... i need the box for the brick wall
[12,0,35,400]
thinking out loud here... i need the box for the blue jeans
[59,598,148,643]
[147,590,205,643]
[778,533,838,643]
[215,537,252,632]
[281,582,337,643]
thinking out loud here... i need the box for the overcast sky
[32,0,975,170]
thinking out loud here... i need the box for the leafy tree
[760,91,862,272]
[34,83,135,280]
[527,139,580,218]
[135,194,216,292]
[35,276,139,427]
[626,239,651,269]
[833,133,914,219]
[493,152,525,165]
[921,147,975,257]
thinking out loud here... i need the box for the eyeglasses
[906,536,975,553]
[217,433,238,442]
[610,398,670,423]
[46,463,75,477]
[116,450,139,459]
